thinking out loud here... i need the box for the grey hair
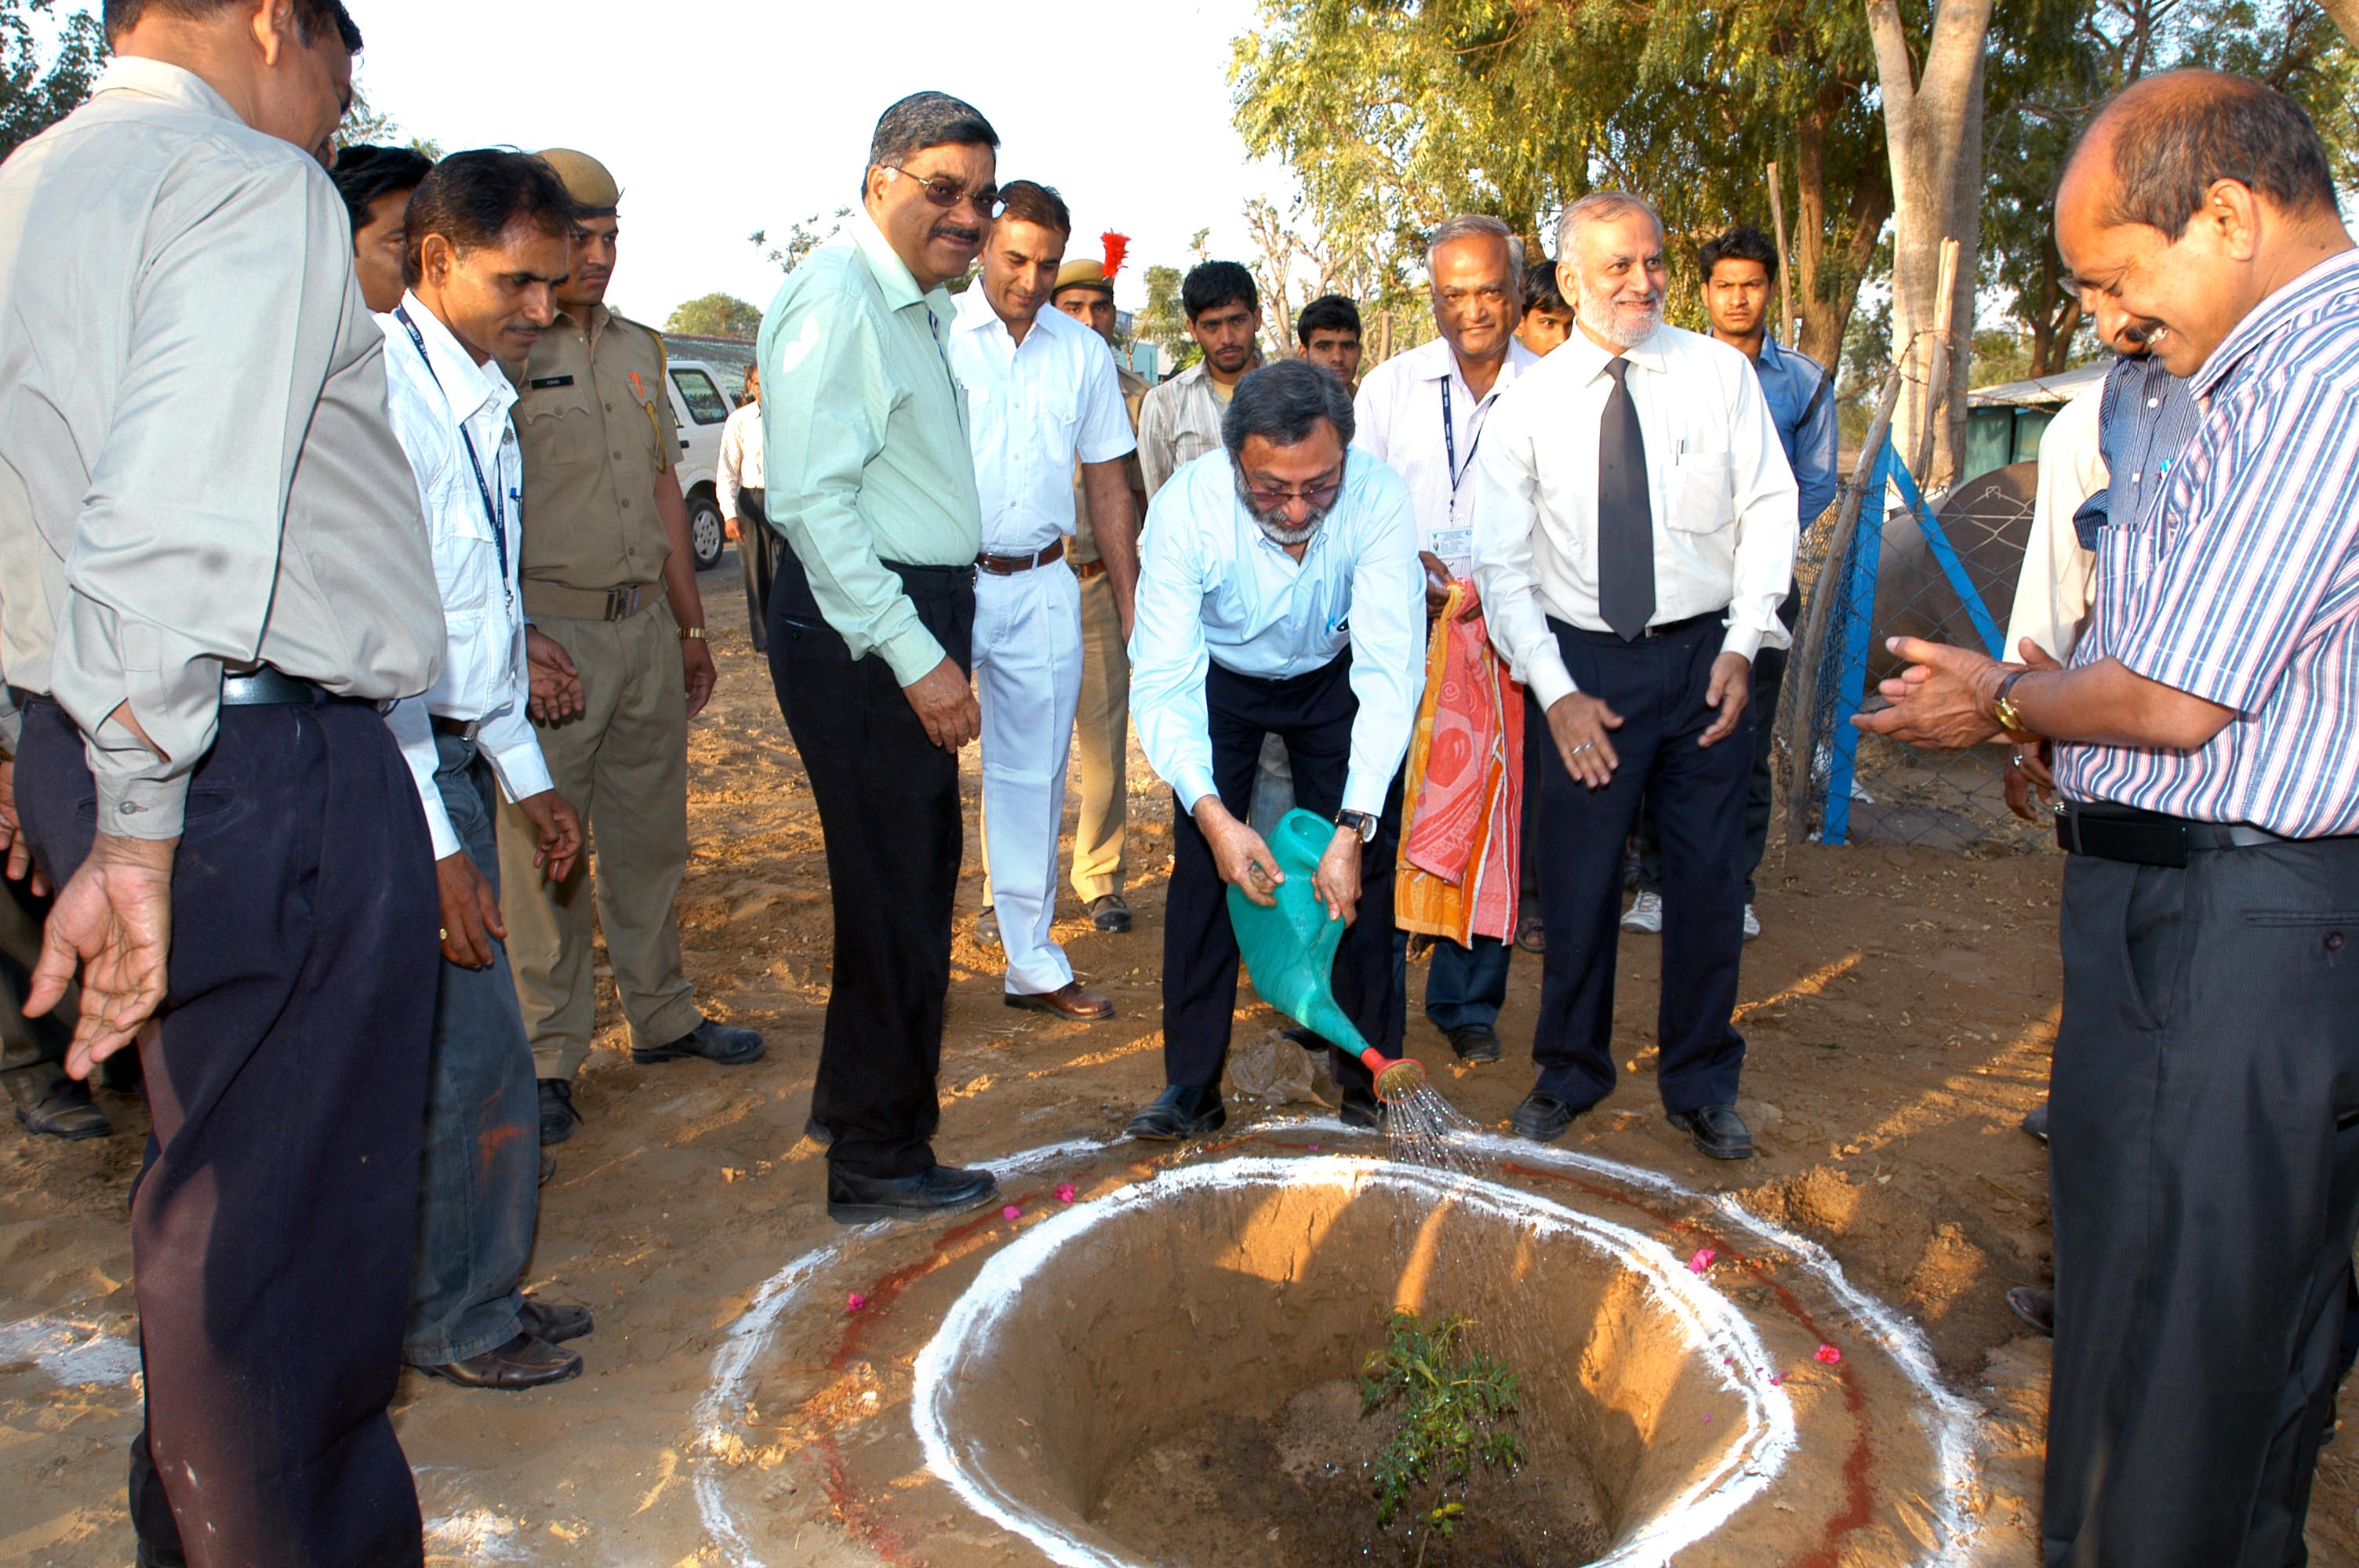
[1222,358,1355,461]
[1554,191,1664,260]
[863,92,998,193]
[1427,214,1527,286]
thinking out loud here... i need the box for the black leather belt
[2056,800,2292,867]
[1556,608,1726,644]
[977,538,1066,575]
[9,669,354,713]
[431,716,482,742]
[881,557,979,589]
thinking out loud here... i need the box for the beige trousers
[499,600,703,1080]
[1068,568,1130,901]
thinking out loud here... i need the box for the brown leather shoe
[518,1296,593,1345]
[1005,982,1113,1021]
[415,1332,582,1390]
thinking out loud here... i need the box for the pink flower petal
[1001,1204,1023,1221]
[1055,1182,1078,1204]
[1815,1343,1842,1365]
[1769,1374,1783,1387]
[846,1293,867,1314]
[1688,1247,1716,1274]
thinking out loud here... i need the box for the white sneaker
[1742,903,1761,941]
[1620,890,1664,935]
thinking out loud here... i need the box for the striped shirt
[2057,246,2359,837]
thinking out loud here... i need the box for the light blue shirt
[1754,336,1838,524]
[1128,449,1427,817]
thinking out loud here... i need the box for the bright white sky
[350,0,1294,328]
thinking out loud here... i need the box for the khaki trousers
[1068,568,1130,902]
[500,600,703,1080]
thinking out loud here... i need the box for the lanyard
[1440,376,1488,503]
[394,306,513,605]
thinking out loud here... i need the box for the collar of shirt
[89,56,239,122]
[847,209,951,324]
[392,291,518,433]
[2193,247,2359,400]
[551,299,615,354]
[1554,319,1674,388]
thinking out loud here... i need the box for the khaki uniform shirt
[510,304,678,596]
[1073,364,1148,565]
[0,58,441,837]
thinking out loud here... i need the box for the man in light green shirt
[757,90,1001,1225]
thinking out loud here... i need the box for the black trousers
[739,489,776,654]
[0,876,69,1087]
[1162,652,1404,1094]
[1636,578,1801,901]
[16,693,437,1567]
[2045,837,2359,1568]
[767,550,974,1179]
[1527,616,1750,1112]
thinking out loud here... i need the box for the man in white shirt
[1354,213,1541,1065]
[1474,191,1798,1162]
[376,152,592,1392]
[718,365,776,651]
[1126,360,1427,1138]
[946,181,1140,1020]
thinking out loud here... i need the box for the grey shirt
[0,57,442,838]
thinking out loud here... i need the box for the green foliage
[1358,1309,1526,1530]
[1136,262,1196,371]
[336,82,440,159]
[751,208,851,274]
[0,0,103,165]
[666,292,764,339]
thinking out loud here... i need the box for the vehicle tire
[689,494,726,572]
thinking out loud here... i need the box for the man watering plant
[1125,358,1427,1139]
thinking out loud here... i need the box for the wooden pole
[1910,237,1961,486]
[1783,364,1908,848]
[1767,161,1797,345]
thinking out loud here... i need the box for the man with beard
[1473,191,1797,1162]
[946,180,1140,1019]
[1125,360,1425,1139]
[758,92,1001,1222]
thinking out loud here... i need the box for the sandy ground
[3,557,2356,1566]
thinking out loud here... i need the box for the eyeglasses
[1242,461,1347,513]
[882,166,1003,217]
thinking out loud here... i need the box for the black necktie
[1597,357,1655,641]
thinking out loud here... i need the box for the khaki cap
[1054,258,1113,295]
[536,148,620,215]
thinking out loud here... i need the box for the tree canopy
[0,0,102,165]
[666,292,765,339]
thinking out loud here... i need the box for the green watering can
[1227,808,1428,1104]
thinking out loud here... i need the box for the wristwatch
[678,625,707,642]
[1336,809,1378,844]
[1993,670,2035,736]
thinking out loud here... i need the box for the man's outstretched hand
[27,832,174,1080]
[1852,637,2015,750]
[1194,797,1285,908]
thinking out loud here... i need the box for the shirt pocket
[521,391,600,467]
[1669,450,1736,535]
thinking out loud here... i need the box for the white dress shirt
[1472,321,1799,711]
[1352,334,1541,576]
[2005,382,2104,663]
[717,399,765,521]
[0,57,441,837]
[947,288,1136,554]
[376,293,551,859]
[1129,450,1427,818]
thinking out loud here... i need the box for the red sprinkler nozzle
[1368,1052,1427,1105]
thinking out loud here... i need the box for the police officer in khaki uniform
[1045,253,1148,933]
[505,149,763,1145]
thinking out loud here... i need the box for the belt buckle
[606,586,640,620]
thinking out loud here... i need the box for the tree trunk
[1867,0,1993,488]
[1791,92,1893,377]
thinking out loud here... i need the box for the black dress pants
[2045,837,2359,1568]
[16,692,437,1568]
[740,489,776,654]
[1527,615,1750,1113]
[0,876,70,1087]
[1161,651,1404,1094]
[766,550,974,1180]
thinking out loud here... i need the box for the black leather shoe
[975,906,1001,947]
[1339,1083,1383,1131]
[538,1078,581,1145]
[1511,1092,1583,1143]
[633,1018,765,1067]
[826,1163,998,1225]
[803,1116,834,1148]
[518,1296,593,1345]
[538,1152,556,1187]
[2005,1285,2055,1338]
[1089,894,1132,933]
[1445,1024,1503,1063]
[134,1539,186,1567]
[1125,1085,1227,1142]
[5,1069,111,1141]
[416,1331,583,1389]
[2021,1102,2050,1142]
[1668,1102,1755,1160]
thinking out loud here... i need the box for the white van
[663,357,739,571]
